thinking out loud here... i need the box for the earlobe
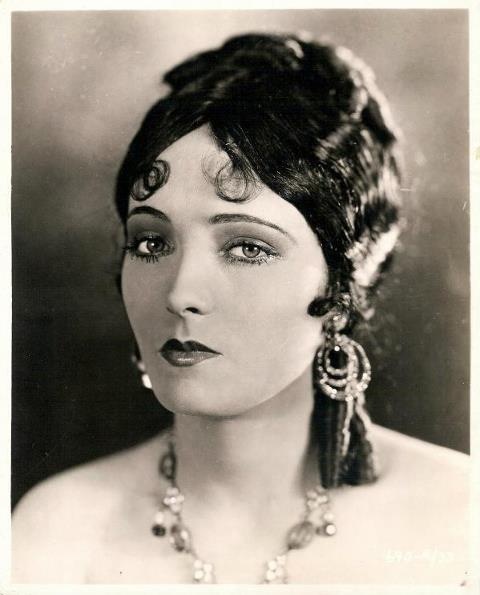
[132,342,153,390]
[307,296,332,317]
[308,289,351,323]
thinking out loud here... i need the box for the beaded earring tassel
[341,394,379,484]
[313,315,379,488]
[313,391,379,488]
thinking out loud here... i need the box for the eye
[230,243,262,259]
[137,237,166,255]
[123,233,173,263]
[224,238,280,265]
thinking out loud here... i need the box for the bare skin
[11,127,470,585]
[11,424,469,585]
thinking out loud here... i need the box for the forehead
[161,125,224,174]
[126,125,312,237]
[127,125,229,214]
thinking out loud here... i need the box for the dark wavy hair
[115,32,403,489]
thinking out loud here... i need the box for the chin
[150,377,264,419]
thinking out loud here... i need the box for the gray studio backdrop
[12,10,469,507]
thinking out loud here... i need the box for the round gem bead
[154,511,165,525]
[322,511,335,523]
[203,572,214,583]
[151,523,166,537]
[170,502,182,514]
[267,560,277,570]
[192,560,214,583]
[324,523,337,536]
[159,452,176,480]
[170,523,191,552]
[266,569,276,582]
[264,555,288,584]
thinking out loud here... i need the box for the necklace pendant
[193,559,215,583]
[287,520,316,550]
[163,485,184,514]
[264,554,288,584]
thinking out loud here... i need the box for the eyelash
[123,234,173,263]
[123,235,280,266]
[222,238,279,266]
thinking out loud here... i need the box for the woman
[12,32,469,585]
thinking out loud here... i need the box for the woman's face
[122,125,329,417]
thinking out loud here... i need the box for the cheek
[224,261,327,377]
[120,260,169,344]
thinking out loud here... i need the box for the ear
[307,296,332,317]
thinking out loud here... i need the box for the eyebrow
[127,207,294,242]
[209,213,294,241]
[127,206,170,222]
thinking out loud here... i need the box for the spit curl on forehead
[200,143,262,203]
[129,132,263,206]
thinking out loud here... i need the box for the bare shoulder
[367,424,470,522]
[297,427,471,585]
[350,424,470,584]
[11,431,167,583]
[371,423,469,488]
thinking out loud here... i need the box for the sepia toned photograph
[7,6,473,590]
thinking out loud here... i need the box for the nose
[165,249,214,317]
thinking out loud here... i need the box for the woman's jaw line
[171,364,318,505]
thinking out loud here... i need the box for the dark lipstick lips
[159,338,221,367]
[160,338,219,354]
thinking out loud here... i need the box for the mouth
[159,338,221,367]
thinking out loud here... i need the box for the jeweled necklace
[150,432,337,584]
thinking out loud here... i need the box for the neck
[174,365,318,514]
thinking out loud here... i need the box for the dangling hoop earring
[315,312,371,458]
[131,345,153,390]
